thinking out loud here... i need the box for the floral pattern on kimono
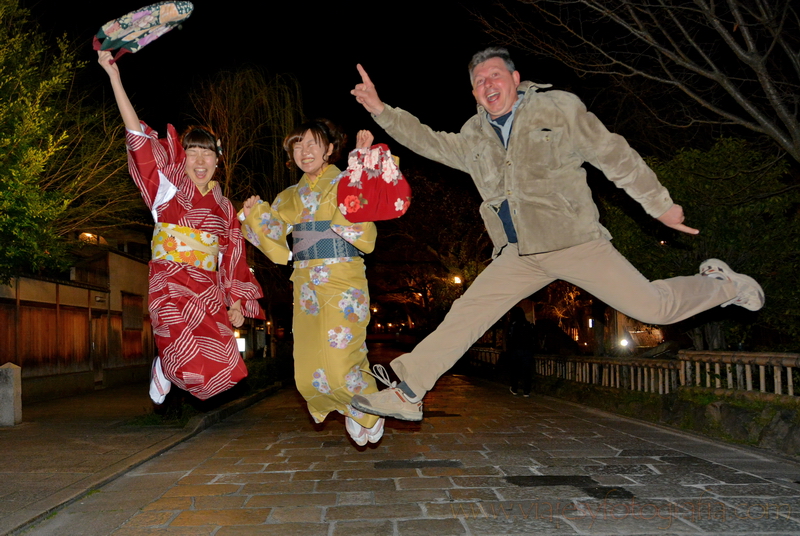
[241,164,385,428]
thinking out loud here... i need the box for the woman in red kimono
[98,50,264,404]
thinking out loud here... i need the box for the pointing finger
[672,223,700,235]
[356,64,373,86]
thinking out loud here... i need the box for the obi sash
[292,220,360,261]
[151,223,220,271]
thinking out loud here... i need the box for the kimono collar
[198,180,218,197]
[303,164,338,189]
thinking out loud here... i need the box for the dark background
[22,0,576,140]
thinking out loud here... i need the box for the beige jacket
[374,81,674,256]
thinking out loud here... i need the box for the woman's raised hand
[356,130,374,149]
[242,195,262,218]
[97,50,120,79]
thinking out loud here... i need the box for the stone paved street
[23,345,800,535]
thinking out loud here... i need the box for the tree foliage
[479,0,800,163]
[0,0,140,284]
[599,138,799,349]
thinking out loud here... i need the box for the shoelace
[361,364,396,389]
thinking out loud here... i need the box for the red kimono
[127,123,264,400]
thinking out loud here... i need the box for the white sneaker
[345,417,368,446]
[149,357,171,405]
[366,417,385,444]
[700,259,765,311]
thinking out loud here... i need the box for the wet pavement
[6,344,800,535]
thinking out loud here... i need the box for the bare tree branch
[477,0,800,162]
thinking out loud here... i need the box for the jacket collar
[474,80,553,117]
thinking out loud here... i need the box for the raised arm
[351,64,385,116]
[97,50,142,133]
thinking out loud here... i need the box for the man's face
[471,57,521,119]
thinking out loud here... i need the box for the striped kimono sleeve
[125,123,188,213]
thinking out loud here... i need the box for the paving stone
[628,484,724,499]
[462,512,580,534]
[20,508,142,536]
[447,488,501,502]
[142,497,194,511]
[505,475,598,487]
[498,485,591,502]
[536,466,591,476]
[104,473,187,492]
[124,510,177,527]
[336,467,418,479]
[325,503,423,520]
[374,459,462,469]
[267,505,322,523]
[66,489,161,513]
[336,491,374,505]
[215,522,329,535]
[244,493,338,507]
[672,503,800,533]
[397,517,467,535]
[240,481,315,494]
[290,470,334,481]
[302,460,374,471]
[113,527,215,535]
[702,483,800,498]
[315,478,396,492]
[590,474,638,486]
[625,472,722,486]
[451,476,516,488]
[331,520,394,535]
[375,489,449,503]
[170,508,271,526]
[193,496,246,509]
[585,464,658,475]
[420,465,503,477]
[397,476,454,489]
[162,484,240,497]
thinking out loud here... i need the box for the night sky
[22,0,538,140]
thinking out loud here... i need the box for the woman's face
[293,130,333,179]
[185,146,218,193]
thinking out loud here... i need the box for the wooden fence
[466,347,800,400]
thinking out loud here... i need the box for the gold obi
[151,223,220,271]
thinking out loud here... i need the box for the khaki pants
[392,239,736,396]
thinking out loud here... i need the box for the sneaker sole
[701,258,764,311]
[351,399,423,421]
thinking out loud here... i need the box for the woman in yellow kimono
[241,120,392,446]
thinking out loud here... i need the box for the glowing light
[589,319,594,328]
[453,276,462,284]
[620,339,629,347]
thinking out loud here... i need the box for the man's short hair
[468,47,515,84]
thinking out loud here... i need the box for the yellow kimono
[242,165,380,428]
